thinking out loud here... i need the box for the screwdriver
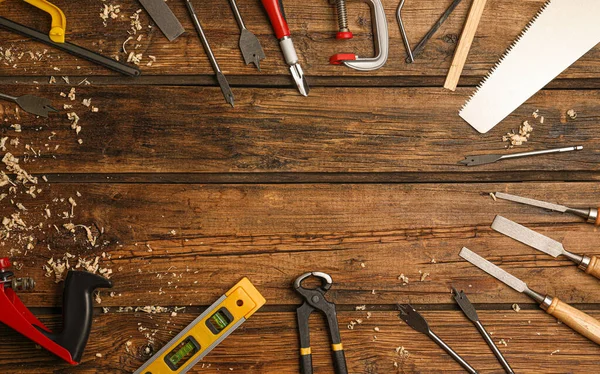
[261,0,310,96]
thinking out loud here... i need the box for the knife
[491,215,600,280]
[459,247,600,345]
[494,192,599,225]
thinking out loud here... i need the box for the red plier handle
[261,0,290,39]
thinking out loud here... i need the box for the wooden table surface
[1,1,599,373]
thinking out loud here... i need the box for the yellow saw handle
[23,0,66,43]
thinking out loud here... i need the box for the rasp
[491,215,600,280]
[459,0,600,133]
[139,0,185,41]
[459,247,600,345]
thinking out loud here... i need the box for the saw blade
[459,0,600,133]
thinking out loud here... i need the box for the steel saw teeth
[459,0,600,133]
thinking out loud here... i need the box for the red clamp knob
[0,257,11,270]
[329,53,357,65]
[336,31,353,40]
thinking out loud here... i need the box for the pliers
[294,272,348,374]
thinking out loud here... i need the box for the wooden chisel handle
[544,297,600,345]
[595,210,600,226]
[584,256,600,279]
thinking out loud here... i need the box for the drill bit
[184,0,235,107]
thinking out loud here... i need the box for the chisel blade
[459,247,527,293]
[139,0,185,42]
[491,215,565,258]
[494,192,569,213]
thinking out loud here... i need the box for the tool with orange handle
[261,0,309,96]
[460,247,600,345]
[494,192,599,225]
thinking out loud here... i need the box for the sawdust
[566,109,577,120]
[512,303,521,312]
[398,273,409,286]
[503,120,533,148]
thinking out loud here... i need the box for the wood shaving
[566,109,577,120]
[398,273,409,285]
[498,339,507,346]
[550,349,560,355]
[419,270,429,282]
[395,346,409,359]
[503,120,533,148]
[512,303,521,312]
[490,192,496,201]
[355,305,366,311]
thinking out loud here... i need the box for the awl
[460,247,600,345]
[261,0,309,96]
[492,215,600,280]
[494,192,599,225]
[458,145,583,166]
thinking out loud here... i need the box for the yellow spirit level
[134,278,266,374]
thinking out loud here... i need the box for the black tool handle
[429,330,478,374]
[332,349,348,374]
[0,17,140,77]
[300,353,313,374]
[474,321,514,374]
[38,271,112,362]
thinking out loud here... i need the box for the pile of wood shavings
[502,110,546,148]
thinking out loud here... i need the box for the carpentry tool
[331,0,353,40]
[444,0,487,91]
[261,0,310,96]
[294,272,347,374]
[398,304,478,374]
[460,0,600,133]
[0,91,58,117]
[329,0,389,71]
[134,277,265,374]
[0,17,140,76]
[458,145,583,166]
[460,247,600,345]
[406,0,463,63]
[452,287,514,374]
[494,192,599,225]
[492,215,600,280]
[396,0,413,63]
[228,0,265,70]
[139,0,185,41]
[0,258,112,364]
[184,0,235,107]
[6,0,67,43]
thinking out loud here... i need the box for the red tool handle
[261,0,290,39]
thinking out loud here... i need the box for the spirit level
[134,277,265,374]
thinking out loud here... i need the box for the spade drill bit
[184,0,235,107]
[452,288,514,374]
[228,0,266,70]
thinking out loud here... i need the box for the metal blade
[14,95,58,118]
[494,192,569,213]
[239,29,265,70]
[459,0,600,133]
[491,215,565,258]
[289,63,309,97]
[397,304,430,334]
[216,72,235,107]
[139,0,185,42]
[458,154,502,166]
[452,287,479,323]
[459,247,527,293]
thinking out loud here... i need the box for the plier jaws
[294,272,348,374]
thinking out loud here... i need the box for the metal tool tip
[576,145,584,150]
[451,287,460,296]
[47,105,59,112]
[254,57,261,72]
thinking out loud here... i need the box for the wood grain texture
[545,298,600,345]
[0,0,599,78]
[3,182,600,307]
[0,310,598,373]
[0,85,597,178]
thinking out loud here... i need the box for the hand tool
[396,0,413,63]
[329,0,389,71]
[184,0,235,107]
[228,0,266,70]
[0,257,112,364]
[8,0,67,43]
[460,247,600,345]
[452,287,514,374]
[398,303,478,374]
[494,192,599,225]
[135,277,265,374]
[492,215,600,280]
[458,145,583,166]
[460,0,600,133]
[294,272,347,374]
[406,0,463,63]
[261,0,310,96]
[444,0,487,91]
[331,0,353,40]
[0,91,58,117]
[139,0,185,41]
[0,17,140,76]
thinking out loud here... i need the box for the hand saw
[459,0,600,133]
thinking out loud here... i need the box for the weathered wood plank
[1,0,599,78]
[0,311,598,373]
[3,182,600,307]
[0,85,597,178]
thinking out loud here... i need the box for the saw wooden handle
[546,297,600,345]
[444,0,487,91]
[595,211,600,226]
[585,256,600,279]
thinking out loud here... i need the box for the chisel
[459,247,600,345]
[139,0,185,42]
[491,215,600,280]
[494,192,599,225]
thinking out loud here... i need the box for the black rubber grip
[300,353,313,374]
[39,271,112,362]
[332,349,348,374]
